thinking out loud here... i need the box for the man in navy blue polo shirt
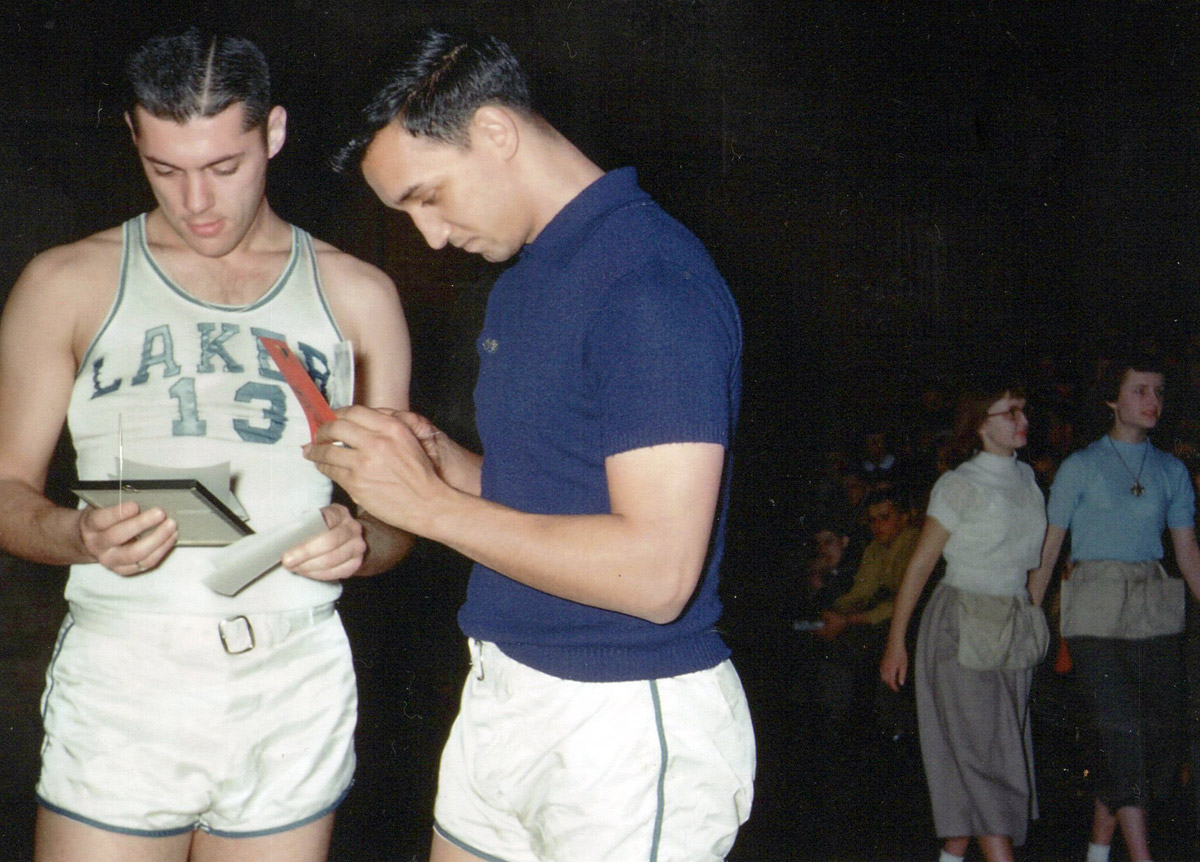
[310,29,754,862]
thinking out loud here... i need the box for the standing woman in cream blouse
[881,376,1048,862]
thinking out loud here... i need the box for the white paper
[201,508,329,596]
[328,340,355,409]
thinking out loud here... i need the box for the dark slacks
[1067,634,1185,809]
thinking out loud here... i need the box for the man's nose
[183,173,214,214]
[410,211,449,250]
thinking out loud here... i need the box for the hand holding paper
[202,504,367,596]
[280,503,367,581]
[75,461,252,547]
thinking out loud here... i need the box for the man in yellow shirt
[820,490,920,636]
[814,488,919,741]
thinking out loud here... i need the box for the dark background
[0,1,1197,859]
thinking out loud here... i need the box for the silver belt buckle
[219,615,256,654]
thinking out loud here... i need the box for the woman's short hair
[946,373,1026,466]
[1097,349,1165,404]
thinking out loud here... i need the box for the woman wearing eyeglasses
[1028,350,1200,862]
[881,375,1048,862]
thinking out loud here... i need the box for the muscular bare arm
[307,407,723,624]
[280,245,415,580]
[0,233,177,571]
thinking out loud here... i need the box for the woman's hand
[880,640,909,692]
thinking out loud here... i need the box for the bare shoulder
[309,236,406,337]
[310,236,397,298]
[308,235,410,407]
[4,227,123,351]
[14,226,123,297]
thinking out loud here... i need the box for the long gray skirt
[915,583,1038,845]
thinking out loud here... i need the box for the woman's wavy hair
[945,373,1026,467]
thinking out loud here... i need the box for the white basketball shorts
[433,640,756,862]
[37,604,356,837]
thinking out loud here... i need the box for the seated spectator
[812,487,920,741]
[784,513,862,763]
[840,468,875,543]
[791,512,860,628]
[820,488,919,639]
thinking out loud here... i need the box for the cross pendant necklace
[1108,435,1148,497]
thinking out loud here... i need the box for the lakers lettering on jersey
[65,214,346,615]
[87,321,331,444]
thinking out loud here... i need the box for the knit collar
[972,449,1018,473]
[1106,434,1150,452]
[518,167,648,265]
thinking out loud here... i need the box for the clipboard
[73,479,254,546]
[258,336,337,441]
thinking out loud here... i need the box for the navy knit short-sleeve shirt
[459,168,743,682]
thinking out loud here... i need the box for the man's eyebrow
[394,183,422,205]
[143,152,242,170]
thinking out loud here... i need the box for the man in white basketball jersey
[0,29,412,862]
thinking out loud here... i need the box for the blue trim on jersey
[74,222,133,382]
[137,215,300,313]
[301,231,345,341]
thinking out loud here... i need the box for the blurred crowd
[779,337,1200,814]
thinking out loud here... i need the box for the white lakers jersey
[66,215,346,614]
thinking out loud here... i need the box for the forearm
[830,580,873,615]
[1169,526,1200,604]
[417,487,702,623]
[355,510,416,578]
[307,417,719,619]
[1028,524,1066,606]
[442,447,483,496]
[856,600,894,627]
[1179,556,1200,605]
[884,572,926,649]
[0,478,88,565]
[885,520,949,648]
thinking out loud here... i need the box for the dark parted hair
[125,28,271,133]
[946,373,1027,467]
[1097,348,1166,404]
[862,484,909,514]
[330,28,533,173]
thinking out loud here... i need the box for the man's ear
[266,105,287,159]
[470,105,519,160]
[124,110,138,146]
